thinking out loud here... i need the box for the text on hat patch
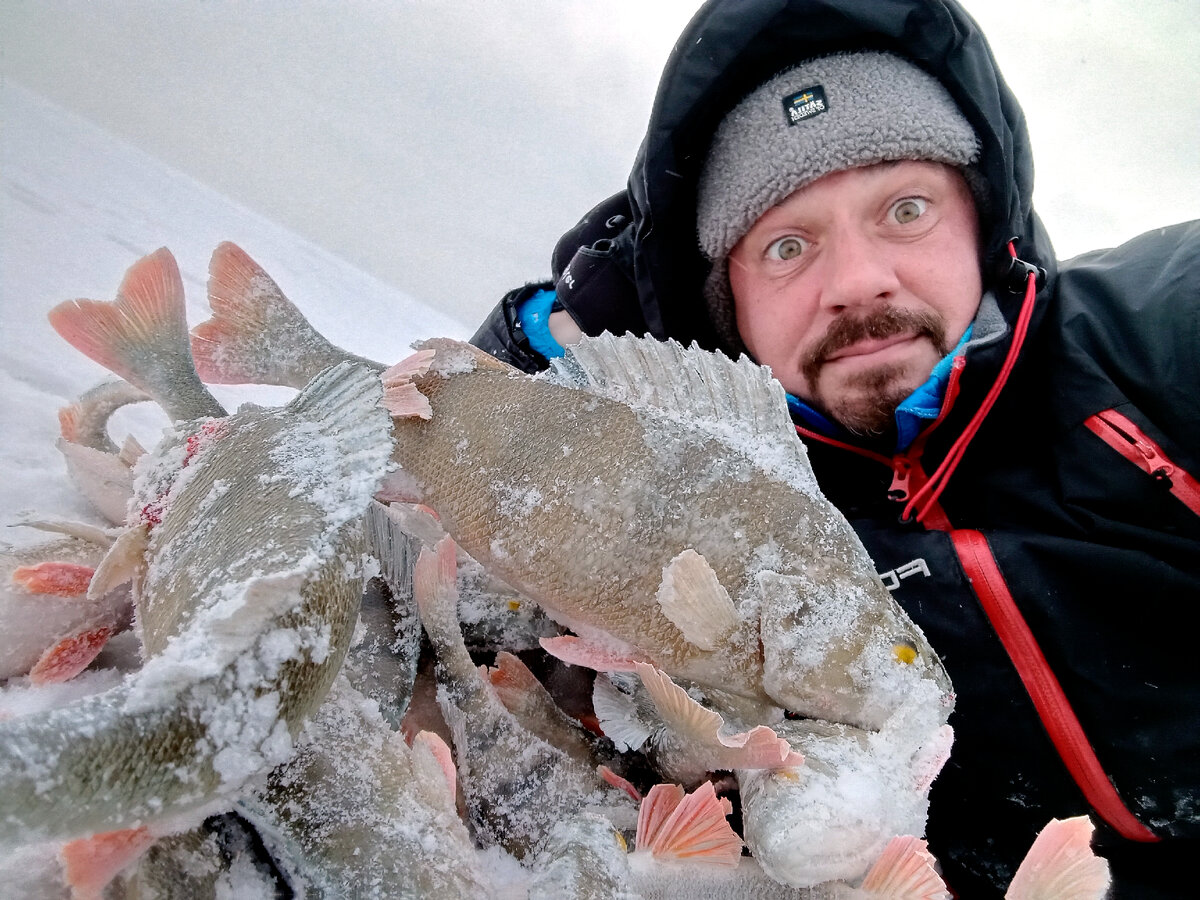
[783,85,828,125]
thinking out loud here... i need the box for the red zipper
[950,529,1159,842]
[1085,409,1200,516]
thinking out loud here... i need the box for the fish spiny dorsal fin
[635,663,803,770]
[656,549,739,651]
[193,242,362,389]
[284,360,391,446]
[363,500,424,605]
[48,248,225,422]
[1005,817,1112,900]
[556,334,819,496]
[858,835,949,899]
[634,782,742,865]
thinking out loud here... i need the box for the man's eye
[889,197,927,224]
[767,236,808,260]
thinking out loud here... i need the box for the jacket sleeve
[470,282,556,374]
[470,191,648,371]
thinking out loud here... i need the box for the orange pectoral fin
[61,826,155,900]
[30,626,113,684]
[12,561,95,597]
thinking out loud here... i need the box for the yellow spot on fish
[775,769,801,782]
[615,831,628,852]
[507,600,521,611]
[893,639,919,665]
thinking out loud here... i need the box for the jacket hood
[626,0,1057,346]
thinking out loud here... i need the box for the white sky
[3,0,1199,327]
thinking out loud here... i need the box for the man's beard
[801,306,949,436]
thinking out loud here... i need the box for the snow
[0,80,468,548]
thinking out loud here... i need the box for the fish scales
[0,363,392,845]
[395,356,786,665]
[392,338,947,728]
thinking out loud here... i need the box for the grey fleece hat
[697,51,981,349]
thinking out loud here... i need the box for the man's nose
[819,229,899,312]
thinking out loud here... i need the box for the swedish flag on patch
[782,84,828,126]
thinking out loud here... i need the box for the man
[472,1,1200,895]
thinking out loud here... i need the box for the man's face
[728,160,982,435]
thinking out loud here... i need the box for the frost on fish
[390,333,951,734]
[413,536,638,860]
[739,683,953,886]
[237,677,492,899]
[339,574,421,730]
[0,362,393,846]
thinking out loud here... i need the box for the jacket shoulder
[1049,220,1200,444]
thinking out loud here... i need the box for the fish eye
[766,235,808,260]
[889,197,927,225]
[892,638,919,665]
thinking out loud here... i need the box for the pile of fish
[0,244,1112,898]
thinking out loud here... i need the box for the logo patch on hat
[783,85,828,126]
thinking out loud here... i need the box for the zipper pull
[1136,441,1176,483]
[888,458,912,501]
[1098,410,1177,483]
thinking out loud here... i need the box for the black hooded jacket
[471,2,1200,895]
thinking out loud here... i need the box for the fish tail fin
[12,561,95,597]
[381,349,436,419]
[60,825,155,900]
[57,402,88,445]
[634,782,742,866]
[858,835,949,899]
[30,626,114,685]
[193,242,353,388]
[1005,817,1111,900]
[48,248,223,421]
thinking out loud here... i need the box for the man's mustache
[802,306,947,382]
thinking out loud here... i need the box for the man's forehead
[756,160,967,224]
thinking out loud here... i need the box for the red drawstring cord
[903,243,1040,523]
